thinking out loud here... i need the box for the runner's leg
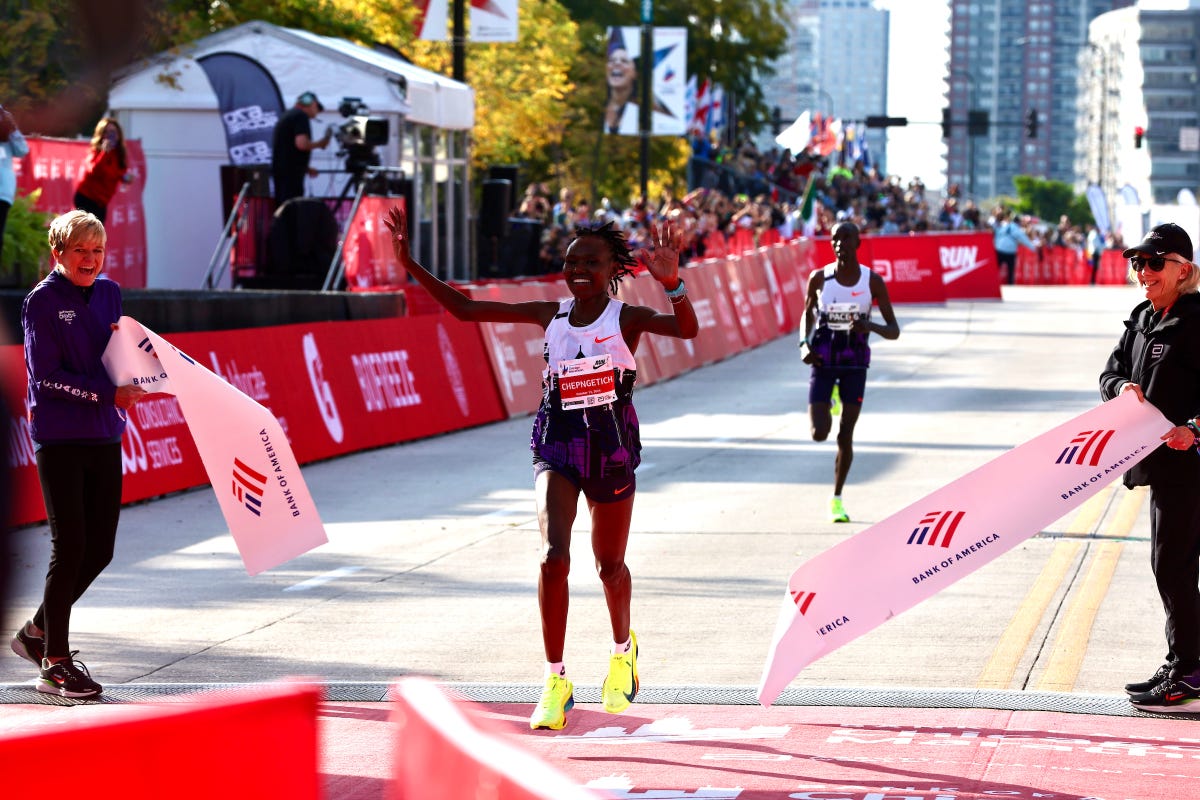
[536,470,580,662]
[589,495,635,644]
[834,403,862,496]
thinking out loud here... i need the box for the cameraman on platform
[271,91,332,206]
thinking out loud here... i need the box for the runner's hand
[385,206,412,263]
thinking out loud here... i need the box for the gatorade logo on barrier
[232,457,267,516]
[303,333,344,443]
[907,510,964,548]
[1056,429,1114,466]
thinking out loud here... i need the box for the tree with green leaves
[1007,175,1094,227]
[2,0,792,206]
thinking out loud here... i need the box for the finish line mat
[484,702,1200,800]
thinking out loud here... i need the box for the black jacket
[1100,291,1200,487]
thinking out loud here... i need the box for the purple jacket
[22,270,125,445]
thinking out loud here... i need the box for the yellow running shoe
[529,673,574,730]
[602,630,639,714]
[830,384,842,417]
[830,496,850,523]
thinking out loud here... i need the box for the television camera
[333,97,389,177]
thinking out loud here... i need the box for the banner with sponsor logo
[809,232,1001,304]
[603,27,688,137]
[14,136,148,288]
[103,317,327,575]
[758,391,1170,706]
[415,0,520,42]
[197,52,284,166]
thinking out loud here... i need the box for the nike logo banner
[758,392,1169,706]
[103,317,328,575]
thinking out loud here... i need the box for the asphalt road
[1,284,1168,702]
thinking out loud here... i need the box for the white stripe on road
[283,565,365,592]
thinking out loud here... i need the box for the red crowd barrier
[1015,246,1130,286]
[0,682,322,797]
[390,678,606,800]
[3,314,508,526]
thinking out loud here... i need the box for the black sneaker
[1125,663,1172,696]
[38,652,103,698]
[10,623,44,666]
[1129,674,1200,714]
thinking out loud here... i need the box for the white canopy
[107,21,474,288]
[110,20,473,129]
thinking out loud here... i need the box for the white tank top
[542,297,636,381]
[817,264,874,331]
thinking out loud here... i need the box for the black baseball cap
[1123,222,1193,262]
[297,91,324,112]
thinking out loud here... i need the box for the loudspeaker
[498,219,543,278]
[480,179,512,239]
[487,165,520,210]
[265,199,339,290]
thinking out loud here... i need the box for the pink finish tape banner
[103,317,327,575]
[758,391,1171,706]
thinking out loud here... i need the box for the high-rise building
[1080,2,1200,229]
[761,0,889,168]
[945,0,1131,202]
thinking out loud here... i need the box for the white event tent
[108,20,474,289]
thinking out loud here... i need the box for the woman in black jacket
[1100,222,1200,713]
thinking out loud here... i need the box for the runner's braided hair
[571,220,637,294]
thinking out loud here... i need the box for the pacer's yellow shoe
[830,496,850,523]
[529,673,574,730]
[602,630,639,714]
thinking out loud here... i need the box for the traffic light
[967,110,989,137]
[1135,126,1145,148]
[1025,109,1038,139]
[941,107,952,138]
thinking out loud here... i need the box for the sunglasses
[1129,255,1189,272]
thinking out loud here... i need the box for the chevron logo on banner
[232,458,268,516]
[907,510,965,548]
[1056,429,1115,466]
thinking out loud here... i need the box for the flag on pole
[103,318,328,575]
[775,110,812,156]
[758,392,1169,706]
[796,174,818,236]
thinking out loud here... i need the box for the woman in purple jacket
[10,210,145,697]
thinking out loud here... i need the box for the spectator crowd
[506,136,1119,277]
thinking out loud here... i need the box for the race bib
[558,354,617,410]
[824,302,862,331]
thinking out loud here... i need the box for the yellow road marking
[976,539,1081,689]
[1110,485,1149,538]
[1064,485,1113,536]
[978,485,1148,690]
[1035,541,1123,692]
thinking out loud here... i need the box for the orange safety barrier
[0,682,322,797]
[389,678,606,800]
